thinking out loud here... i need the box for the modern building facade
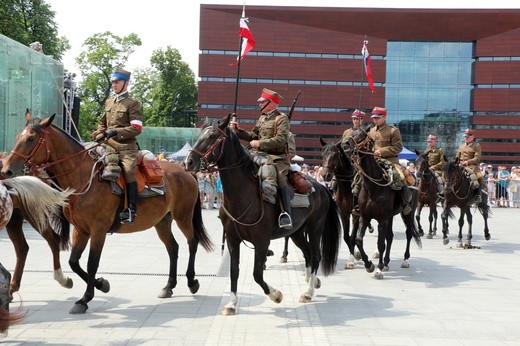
[198,5,520,166]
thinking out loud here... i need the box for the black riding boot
[120,181,137,224]
[401,185,412,215]
[279,186,293,230]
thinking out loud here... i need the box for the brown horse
[441,157,491,248]
[344,126,421,279]
[1,112,213,314]
[1,175,72,333]
[185,115,341,315]
[415,151,441,239]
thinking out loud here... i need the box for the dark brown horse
[344,127,421,279]
[415,151,441,239]
[185,115,341,315]
[320,138,361,269]
[1,112,213,314]
[441,158,491,247]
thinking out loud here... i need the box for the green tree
[75,32,142,139]
[0,0,70,60]
[148,46,198,127]
[131,67,160,124]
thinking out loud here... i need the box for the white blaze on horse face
[0,183,14,229]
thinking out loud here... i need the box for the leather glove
[104,129,117,139]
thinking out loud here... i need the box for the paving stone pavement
[1,206,519,345]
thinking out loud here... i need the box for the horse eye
[27,136,34,143]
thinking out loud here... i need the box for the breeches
[118,150,138,182]
[274,159,290,187]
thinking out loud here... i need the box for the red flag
[362,40,375,93]
[231,17,255,66]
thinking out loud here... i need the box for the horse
[1,111,213,314]
[1,175,72,333]
[344,126,422,279]
[185,114,341,315]
[441,157,491,248]
[320,138,363,269]
[415,151,441,239]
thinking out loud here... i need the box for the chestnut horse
[185,115,341,315]
[1,175,72,332]
[344,127,422,279]
[415,151,441,239]
[1,112,213,314]
[441,157,491,248]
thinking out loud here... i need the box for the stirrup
[278,212,293,230]
[120,208,136,224]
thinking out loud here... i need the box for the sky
[47,0,519,80]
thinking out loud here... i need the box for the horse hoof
[354,251,362,260]
[456,241,463,248]
[279,257,288,264]
[64,278,73,289]
[419,230,425,237]
[382,266,389,272]
[368,226,374,233]
[366,263,375,273]
[96,277,110,293]
[443,238,450,246]
[189,280,200,294]
[426,234,433,239]
[269,290,283,303]
[315,278,321,289]
[299,294,312,303]
[374,271,384,280]
[344,262,355,270]
[372,252,380,259]
[401,260,410,269]
[266,250,274,257]
[485,234,491,241]
[69,301,88,314]
[221,307,236,316]
[158,288,173,298]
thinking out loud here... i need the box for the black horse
[185,115,341,315]
[415,151,441,239]
[441,158,491,247]
[344,126,422,279]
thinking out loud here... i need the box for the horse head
[1,110,56,178]
[347,124,374,155]
[415,151,431,178]
[320,138,354,183]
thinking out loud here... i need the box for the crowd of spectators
[481,163,520,208]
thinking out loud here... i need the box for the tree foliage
[0,0,70,60]
[75,32,142,139]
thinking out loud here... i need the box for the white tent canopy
[167,142,192,160]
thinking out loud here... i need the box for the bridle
[444,163,471,200]
[322,144,355,182]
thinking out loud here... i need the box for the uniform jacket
[424,147,446,174]
[95,92,143,151]
[342,126,359,139]
[236,109,290,157]
[456,141,481,172]
[368,122,403,165]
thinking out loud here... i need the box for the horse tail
[2,176,73,234]
[192,190,214,252]
[49,206,71,251]
[320,188,341,276]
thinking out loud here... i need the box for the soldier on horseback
[368,107,414,215]
[456,129,483,203]
[230,88,293,230]
[342,109,365,139]
[91,68,143,224]
[424,134,446,198]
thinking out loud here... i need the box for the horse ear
[25,109,32,123]
[39,114,55,128]
[414,149,421,155]
[319,137,326,147]
[221,114,231,129]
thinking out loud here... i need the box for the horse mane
[221,123,259,177]
[27,116,85,152]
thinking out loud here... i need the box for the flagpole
[358,35,368,110]
[233,36,244,115]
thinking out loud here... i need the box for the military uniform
[425,147,445,176]
[456,141,481,176]
[235,109,290,186]
[342,127,356,139]
[368,123,403,166]
[92,93,142,182]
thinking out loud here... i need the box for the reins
[445,164,472,200]
[349,132,393,187]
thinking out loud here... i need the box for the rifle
[288,90,302,120]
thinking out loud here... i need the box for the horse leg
[5,211,28,299]
[342,213,356,269]
[441,207,450,245]
[383,219,394,272]
[222,236,240,316]
[457,210,465,248]
[464,209,473,248]
[416,204,424,238]
[252,243,283,305]
[374,221,389,280]
[354,219,374,273]
[41,227,73,289]
[289,231,317,303]
[432,206,438,237]
[279,236,289,263]
[155,218,180,298]
[69,229,109,314]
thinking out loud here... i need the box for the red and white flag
[231,16,255,66]
[362,40,375,93]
